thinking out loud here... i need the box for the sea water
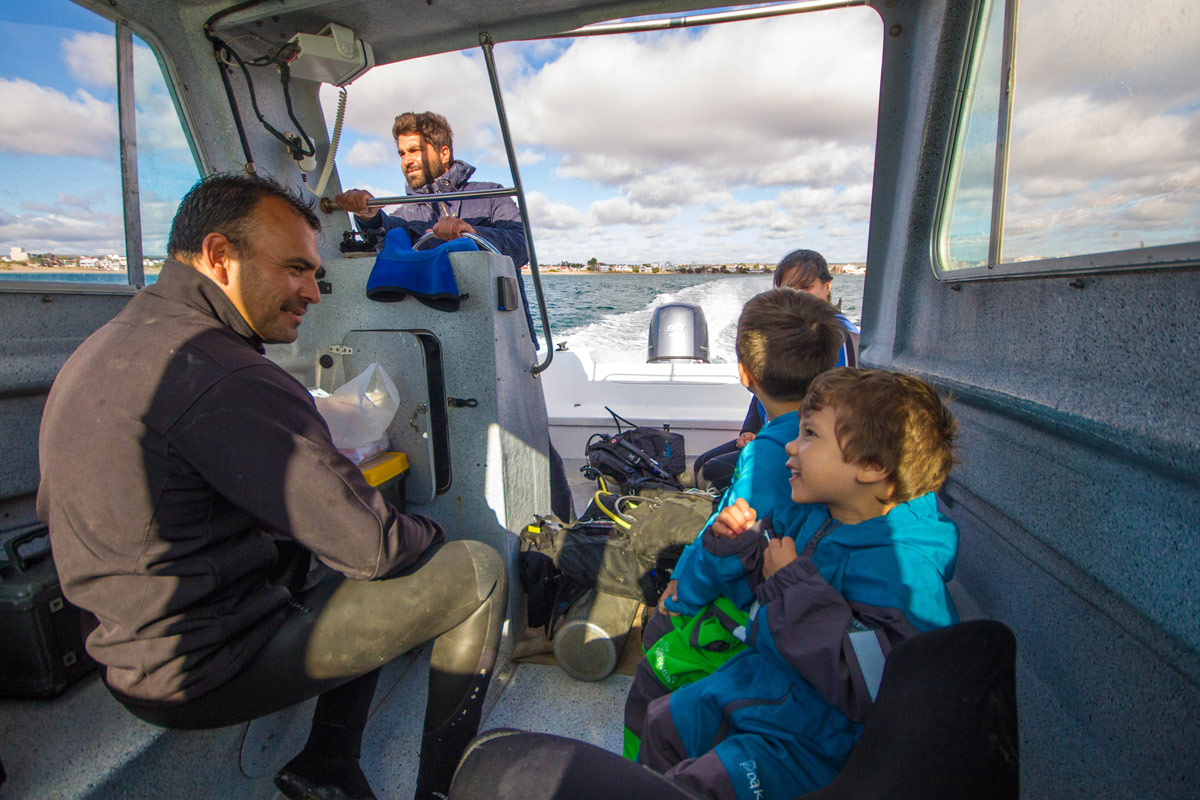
[0,270,865,365]
[524,273,866,364]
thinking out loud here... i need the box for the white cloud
[54,33,188,153]
[555,153,644,185]
[318,51,506,166]
[698,199,779,229]
[344,138,395,169]
[52,191,104,211]
[760,142,875,187]
[942,0,1200,259]
[590,196,679,225]
[319,9,887,263]
[525,191,589,231]
[0,204,126,255]
[623,168,731,209]
[517,148,546,165]
[62,32,115,89]
[505,10,883,189]
[1012,1,1200,107]
[0,78,116,157]
[1010,94,1198,182]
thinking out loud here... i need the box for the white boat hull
[541,348,748,458]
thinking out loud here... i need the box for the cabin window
[0,0,201,291]
[937,0,1200,278]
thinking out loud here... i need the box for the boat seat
[447,620,1019,800]
[801,619,1018,800]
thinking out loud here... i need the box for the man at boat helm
[38,173,506,800]
[334,110,537,343]
[336,110,577,523]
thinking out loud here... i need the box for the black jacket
[37,259,444,703]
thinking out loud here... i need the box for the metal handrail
[526,0,867,40]
[479,32,554,375]
[318,186,520,214]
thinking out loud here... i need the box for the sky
[317,8,884,265]
[0,0,1197,267]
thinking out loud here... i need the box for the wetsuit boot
[412,562,506,800]
[274,669,381,800]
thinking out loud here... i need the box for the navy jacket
[360,160,528,267]
[361,160,536,342]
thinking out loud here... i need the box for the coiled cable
[313,86,347,196]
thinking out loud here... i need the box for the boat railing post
[987,0,1019,268]
[117,21,145,289]
[479,32,554,376]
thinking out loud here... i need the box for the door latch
[409,403,428,431]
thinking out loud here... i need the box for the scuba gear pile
[517,486,717,680]
[584,408,686,494]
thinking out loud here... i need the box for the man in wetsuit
[38,173,506,800]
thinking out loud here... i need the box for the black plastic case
[0,525,97,697]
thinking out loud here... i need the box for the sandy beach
[521,268,771,276]
[0,265,162,275]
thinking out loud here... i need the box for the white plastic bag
[311,362,400,459]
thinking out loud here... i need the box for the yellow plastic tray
[358,452,409,487]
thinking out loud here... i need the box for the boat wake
[543,275,772,364]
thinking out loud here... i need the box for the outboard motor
[647,303,709,363]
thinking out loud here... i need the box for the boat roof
[202,0,747,65]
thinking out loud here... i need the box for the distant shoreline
[2,265,862,278]
[521,269,773,277]
[0,265,163,275]
[520,269,865,277]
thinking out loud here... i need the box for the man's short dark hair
[392,111,454,161]
[773,249,833,291]
[167,173,319,261]
[735,289,844,402]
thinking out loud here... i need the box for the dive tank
[553,589,642,681]
[647,303,709,363]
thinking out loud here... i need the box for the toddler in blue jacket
[636,368,960,800]
[623,288,844,754]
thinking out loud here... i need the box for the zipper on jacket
[800,517,840,559]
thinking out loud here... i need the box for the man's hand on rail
[334,189,381,220]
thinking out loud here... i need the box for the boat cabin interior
[0,0,1196,798]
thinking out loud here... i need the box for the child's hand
[763,536,799,581]
[736,431,756,448]
[656,579,679,617]
[711,498,757,538]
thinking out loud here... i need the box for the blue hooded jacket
[646,494,959,800]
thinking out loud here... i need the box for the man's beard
[407,154,446,190]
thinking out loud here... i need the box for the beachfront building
[8,247,28,263]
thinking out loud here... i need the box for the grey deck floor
[359,649,632,798]
[356,458,641,795]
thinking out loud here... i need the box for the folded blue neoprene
[366,229,475,311]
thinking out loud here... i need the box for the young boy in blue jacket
[623,288,844,753]
[637,368,960,800]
